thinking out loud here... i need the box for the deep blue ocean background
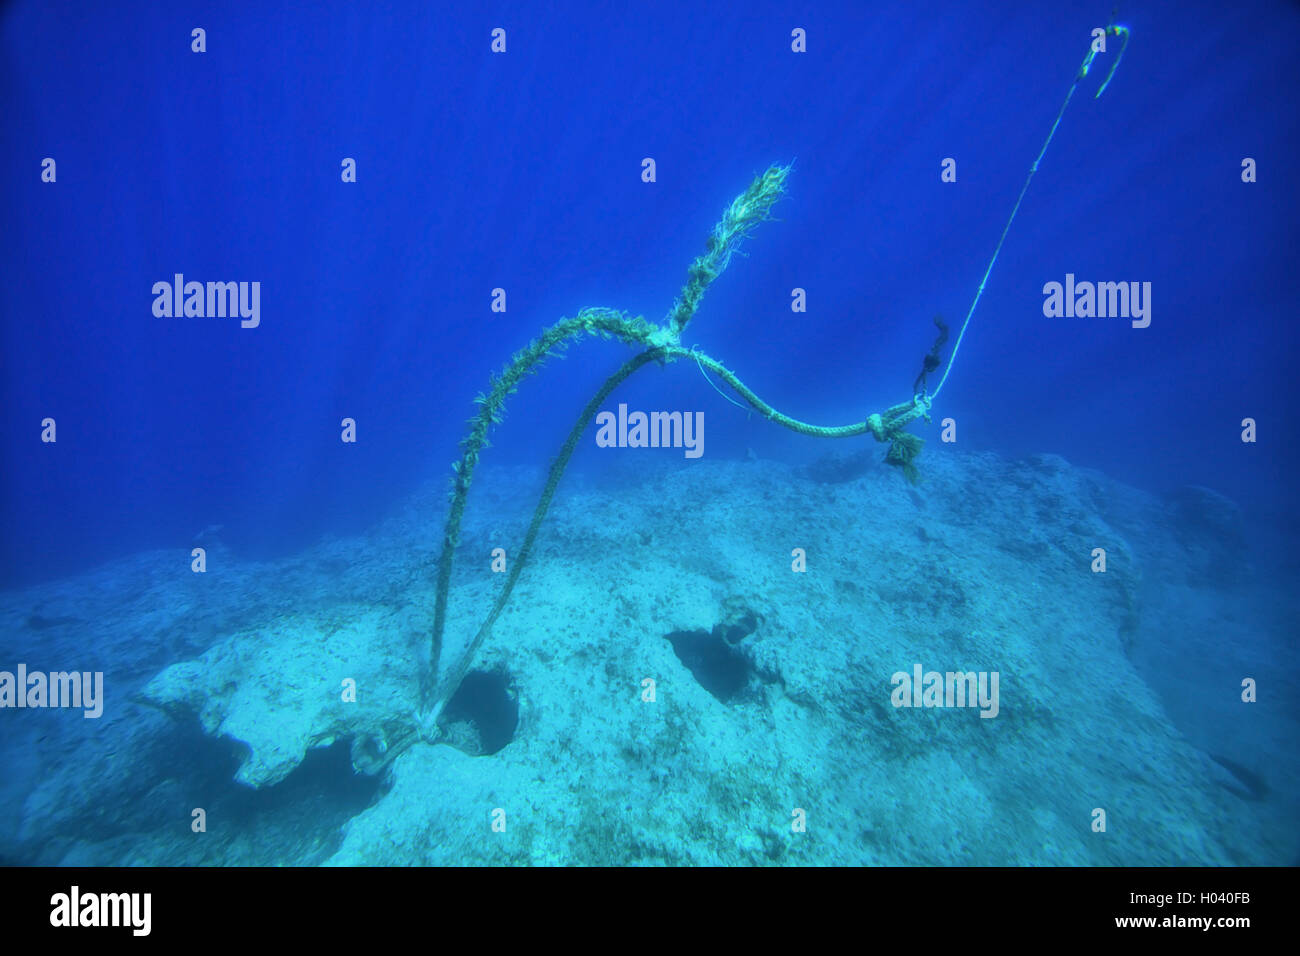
[1,1,1297,868]
[4,0,1296,583]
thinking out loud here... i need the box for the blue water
[1,1,1296,866]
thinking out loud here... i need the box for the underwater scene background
[1,1,1296,866]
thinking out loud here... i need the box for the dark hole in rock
[665,628,753,702]
[200,737,388,865]
[239,738,384,815]
[439,669,518,756]
[7,721,385,866]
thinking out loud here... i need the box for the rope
[429,350,663,715]
[931,22,1130,401]
[670,347,871,438]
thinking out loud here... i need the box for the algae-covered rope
[427,308,659,701]
[670,345,911,439]
[429,349,664,716]
[426,166,794,710]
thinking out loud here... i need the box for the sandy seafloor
[1,449,1296,866]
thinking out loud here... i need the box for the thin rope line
[693,346,747,410]
[931,24,1129,401]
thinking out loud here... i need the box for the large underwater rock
[7,454,1291,865]
[140,605,425,788]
